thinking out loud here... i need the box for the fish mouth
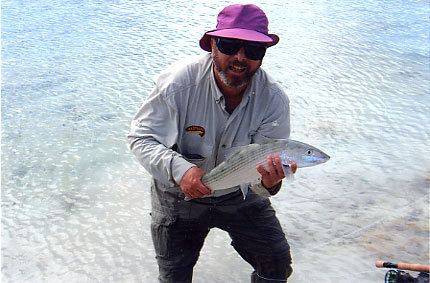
[316,153,330,164]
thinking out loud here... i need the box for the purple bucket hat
[199,4,279,52]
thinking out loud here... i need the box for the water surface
[2,0,429,282]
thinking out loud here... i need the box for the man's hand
[256,154,297,189]
[180,167,212,199]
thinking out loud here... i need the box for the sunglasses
[215,37,267,61]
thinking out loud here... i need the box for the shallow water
[2,0,429,282]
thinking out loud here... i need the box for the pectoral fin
[240,184,249,199]
[282,164,295,181]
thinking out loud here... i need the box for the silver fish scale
[202,140,287,191]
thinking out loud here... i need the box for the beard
[212,50,261,89]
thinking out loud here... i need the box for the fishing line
[295,193,429,256]
[298,269,381,281]
[327,269,382,278]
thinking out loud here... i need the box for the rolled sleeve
[171,155,195,186]
[128,86,192,186]
[250,180,283,197]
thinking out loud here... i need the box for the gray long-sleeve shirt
[128,54,290,197]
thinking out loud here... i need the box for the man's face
[211,37,263,89]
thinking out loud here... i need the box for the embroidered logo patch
[185,126,205,137]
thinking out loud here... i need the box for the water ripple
[2,0,429,282]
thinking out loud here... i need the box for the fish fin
[240,184,249,199]
[282,164,295,182]
[250,178,261,187]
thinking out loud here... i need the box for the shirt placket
[215,93,251,166]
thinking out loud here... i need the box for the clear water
[2,0,429,282]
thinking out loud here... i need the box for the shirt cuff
[262,180,282,195]
[171,155,195,186]
[250,182,272,198]
[250,179,282,198]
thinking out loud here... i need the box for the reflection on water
[2,0,429,282]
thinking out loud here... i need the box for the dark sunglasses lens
[217,38,241,55]
[244,43,266,60]
[216,38,267,60]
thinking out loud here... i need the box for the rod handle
[376,261,430,272]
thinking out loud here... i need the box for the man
[129,4,296,282]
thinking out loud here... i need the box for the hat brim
[199,28,279,52]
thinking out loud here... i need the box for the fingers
[256,154,298,189]
[183,182,211,199]
[180,167,212,199]
[256,154,282,189]
[183,183,211,199]
[184,184,211,199]
[260,154,284,178]
[271,154,285,178]
[290,160,297,173]
[256,155,277,177]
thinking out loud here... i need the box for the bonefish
[201,139,330,198]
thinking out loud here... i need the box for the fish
[201,139,330,198]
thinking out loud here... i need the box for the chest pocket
[178,141,214,171]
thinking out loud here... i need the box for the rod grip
[376,261,430,272]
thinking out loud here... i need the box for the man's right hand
[180,167,212,199]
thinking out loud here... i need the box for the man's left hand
[256,153,297,189]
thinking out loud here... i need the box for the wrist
[261,180,275,190]
[261,180,282,195]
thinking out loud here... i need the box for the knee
[253,242,293,282]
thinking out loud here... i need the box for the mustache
[229,60,248,68]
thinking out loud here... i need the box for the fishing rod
[376,261,430,272]
[376,261,429,283]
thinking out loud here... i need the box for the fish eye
[306,149,313,155]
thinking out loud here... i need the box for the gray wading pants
[150,183,293,283]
